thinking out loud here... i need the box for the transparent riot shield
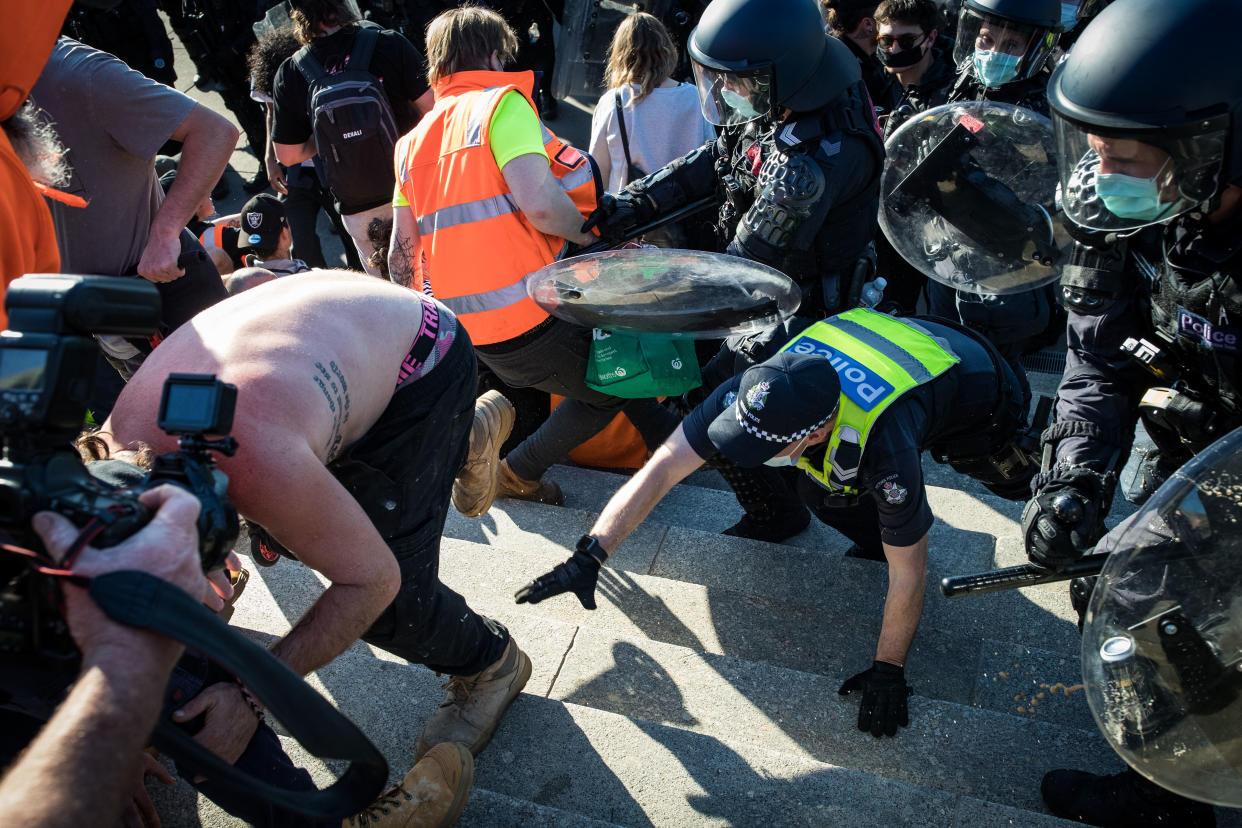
[1082,427,1242,806]
[879,101,1070,295]
[527,248,800,338]
[553,0,674,101]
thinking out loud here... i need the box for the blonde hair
[604,13,678,102]
[425,6,519,86]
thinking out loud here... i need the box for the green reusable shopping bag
[586,329,702,398]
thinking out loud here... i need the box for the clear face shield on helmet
[953,8,1056,88]
[1053,113,1228,232]
[692,61,774,127]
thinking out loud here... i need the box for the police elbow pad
[733,152,826,258]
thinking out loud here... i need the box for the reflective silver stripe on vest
[438,274,531,316]
[822,317,935,384]
[417,193,520,236]
[558,160,593,192]
[464,87,508,147]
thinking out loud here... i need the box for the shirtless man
[97,272,525,824]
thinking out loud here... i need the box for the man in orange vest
[390,6,680,512]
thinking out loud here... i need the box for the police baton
[940,556,1106,598]
[576,197,717,256]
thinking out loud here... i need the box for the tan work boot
[343,742,473,828]
[416,640,532,760]
[496,460,564,506]
[452,391,516,517]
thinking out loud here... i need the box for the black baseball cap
[237,194,287,252]
[706,351,842,467]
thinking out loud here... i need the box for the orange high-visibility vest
[394,70,598,345]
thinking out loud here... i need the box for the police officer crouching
[513,308,1036,738]
[1020,0,1242,824]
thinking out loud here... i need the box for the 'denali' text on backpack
[292,26,398,210]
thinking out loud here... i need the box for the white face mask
[763,434,810,468]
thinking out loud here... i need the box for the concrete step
[227,544,1106,814]
[442,490,1085,659]
[438,536,1095,733]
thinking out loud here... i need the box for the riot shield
[1082,427,1242,806]
[527,248,800,338]
[553,0,675,101]
[879,101,1070,296]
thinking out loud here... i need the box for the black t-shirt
[681,319,1006,546]
[271,24,429,147]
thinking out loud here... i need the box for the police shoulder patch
[879,478,908,505]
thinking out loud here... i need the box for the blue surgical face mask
[973,49,1021,87]
[720,88,761,120]
[1095,159,1177,222]
[1060,3,1079,30]
[763,435,809,468]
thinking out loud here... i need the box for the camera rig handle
[87,570,387,821]
[940,556,1106,598]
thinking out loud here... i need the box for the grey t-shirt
[31,37,196,275]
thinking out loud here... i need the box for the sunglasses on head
[877,32,928,50]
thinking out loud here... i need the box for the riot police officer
[922,0,1065,404]
[585,0,885,542]
[1022,0,1241,823]
[588,0,885,323]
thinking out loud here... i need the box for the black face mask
[877,39,927,69]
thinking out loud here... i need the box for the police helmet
[952,0,1062,88]
[689,0,861,126]
[1049,0,1242,232]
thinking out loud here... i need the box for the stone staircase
[151,442,1242,828]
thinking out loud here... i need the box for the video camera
[0,275,388,819]
[0,275,239,668]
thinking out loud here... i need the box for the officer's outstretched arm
[838,534,925,738]
[515,425,706,609]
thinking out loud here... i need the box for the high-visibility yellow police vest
[779,308,960,496]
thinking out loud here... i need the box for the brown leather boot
[343,742,473,827]
[451,391,515,517]
[416,640,532,760]
[496,460,564,506]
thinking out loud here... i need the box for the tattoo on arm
[390,232,419,289]
[313,360,351,461]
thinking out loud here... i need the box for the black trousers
[330,329,509,675]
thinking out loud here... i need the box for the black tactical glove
[1022,467,1107,570]
[838,661,912,738]
[514,535,608,610]
[581,190,656,244]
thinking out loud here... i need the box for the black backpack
[292,25,399,210]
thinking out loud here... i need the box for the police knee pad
[946,442,1038,501]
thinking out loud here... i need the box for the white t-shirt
[589,81,715,194]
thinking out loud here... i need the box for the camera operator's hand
[204,551,243,612]
[121,752,175,828]
[32,485,211,661]
[172,682,260,768]
[137,231,186,283]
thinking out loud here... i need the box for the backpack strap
[349,26,381,75]
[291,43,329,86]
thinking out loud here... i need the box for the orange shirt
[0,130,59,330]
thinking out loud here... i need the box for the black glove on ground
[581,191,655,243]
[1023,469,1105,569]
[838,661,912,738]
[514,535,607,610]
